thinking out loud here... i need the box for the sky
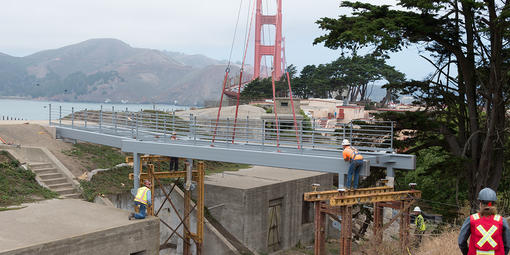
[0,0,434,80]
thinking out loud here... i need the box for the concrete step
[39,173,63,180]
[43,177,68,185]
[33,167,58,175]
[29,162,53,169]
[55,187,76,196]
[48,183,73,190]
[62,193,81,199]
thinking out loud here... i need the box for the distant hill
[0,39,238,105]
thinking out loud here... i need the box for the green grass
[62,143,126,169]
[71,143,252,201]
[0,151,59,207]
[80,166,134,201]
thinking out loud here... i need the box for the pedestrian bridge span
[49,105,415,186]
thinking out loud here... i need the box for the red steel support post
[400,201,411,255]
[340,206,352,255]
[314,202,326,255]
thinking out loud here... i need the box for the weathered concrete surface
[0,199,159,255]
[106,186,241,255]
[204,166,334,253]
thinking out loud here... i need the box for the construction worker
[129,179,152,220]
[413,206,426,245]
[342,139,363,189]
[458,188,510,255]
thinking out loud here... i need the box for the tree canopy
[315,1,510,208]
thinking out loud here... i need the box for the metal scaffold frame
[127,155,205,255]
[304,186,421,255]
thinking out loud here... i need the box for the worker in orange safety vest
[458,187,510,255]
[129,179,152,220]
[342,139,364,189]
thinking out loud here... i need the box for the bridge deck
[50,107,415,182]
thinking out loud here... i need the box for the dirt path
[0,122,85,177]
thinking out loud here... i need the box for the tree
[315,1,510,207]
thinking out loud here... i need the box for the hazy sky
[0,0,433,80]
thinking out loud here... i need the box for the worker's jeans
[170,157,179,171]
[134,201,147,219]
[347,160,363,189]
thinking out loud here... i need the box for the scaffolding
[127,155,204,255]
[304,186,421,255]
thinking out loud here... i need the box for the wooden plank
[129,171,199,180]
[329,190,421,206]
[304,186,394,202]
[125,155,172,163]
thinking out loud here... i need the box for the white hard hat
[413,206,421,212]
[342,139,350,146]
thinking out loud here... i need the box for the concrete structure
[0,199,159,255]
[104,185,242,255]
[203,166,334,253]
[336,105,366,124]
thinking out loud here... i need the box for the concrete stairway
[29,162,81,199]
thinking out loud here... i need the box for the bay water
[0,99,187,121]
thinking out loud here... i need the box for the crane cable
[282,38,301,149]
[212,0,245,145]
[232,0,256,143]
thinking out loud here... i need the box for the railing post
[350,122,353,144]
[262,119,265,150]
[194,116,197,145]
[226,118,230,145]
[48,104,52,126]
[300,120,303,152]
[156,111,159,132]
[59,106,62,126]
[84,108,88,128]
[163,115,167,139]
[125,107,128,127]
[311,118,315,148]
[136,111,139,139]
[99,105,103,132]
[71,107,74,129]
[113,106,117,134]
[390,121,394,150]
[172,110,176,133]
[246,116,249,144]
[189,114,193,140]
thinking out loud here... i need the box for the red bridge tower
[254,0,283,80]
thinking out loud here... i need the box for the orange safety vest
[343,146,363,161]
[134,186,150,205]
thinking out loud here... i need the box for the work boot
[128,215,135,220]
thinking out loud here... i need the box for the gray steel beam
[56,127,124,148]
[56,127,415,173]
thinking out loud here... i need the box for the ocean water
[0,99,187,121]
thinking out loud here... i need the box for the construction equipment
[304,185,421,255]
[127,155,205,255]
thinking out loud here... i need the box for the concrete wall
[3,217,160,255]
[205,173,334,254]
[106,186,240,255]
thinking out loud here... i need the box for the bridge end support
[131,152,141,196]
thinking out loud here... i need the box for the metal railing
[49,104,394,153]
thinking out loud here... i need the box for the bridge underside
[56,127,415,176]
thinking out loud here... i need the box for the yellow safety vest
[415,214,426,231]
[134,186,150,205]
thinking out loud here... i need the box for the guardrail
[48,104,394,153]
